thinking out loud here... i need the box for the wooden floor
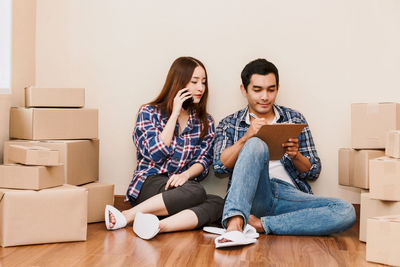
[0,211,384,267]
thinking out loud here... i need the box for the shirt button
[179,142,183,146]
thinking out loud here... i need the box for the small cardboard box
[351,103,400,149]
[4,140,99,185]
[366,215,400,266]
[25,87,85,108]
[338,148,384,189]
[81,182,114,223]
[369,156,400,201]
[386,130,400,159]
[10,107,98,140]
[7,144,60,166]
[0,164,64,190]
[0,185,88,247]
[359,193,400,242]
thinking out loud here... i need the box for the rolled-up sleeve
[213,119,234,175]
[189,116,215,181]
[133,106,172,163]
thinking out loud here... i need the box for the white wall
[0,0,11,94]
[35,0,400,203]
[1,0,36,163]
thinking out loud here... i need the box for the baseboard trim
[114,195,360,220]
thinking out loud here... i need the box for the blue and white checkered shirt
[213,104,321,194]
[126,104,215,202]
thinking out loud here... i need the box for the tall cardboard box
[366,215,400,266]
[0,185,88,247]
[386,130,400,159]
[369,156,400,201]
[0,164,64,190]
[359,193,400,242]
[351,103,400,149]
[10,107,98,140]
[338,148,384,189]
[4,140,99,185]
[25,87,85,108]
[7,144,60,166]
[81,182,114,223]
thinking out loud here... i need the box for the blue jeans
[222,137,356,235]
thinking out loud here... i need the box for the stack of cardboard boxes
[338,103,400,266]
[0,87,114,247]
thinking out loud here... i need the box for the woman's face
[185,66,206,104]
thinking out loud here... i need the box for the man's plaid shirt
[213,104,321,194]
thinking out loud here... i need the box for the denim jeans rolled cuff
[260,217,272,235]
[221,211,246,230]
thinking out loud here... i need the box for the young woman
[105,57,224,240]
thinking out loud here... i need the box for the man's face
[241,73,279,115]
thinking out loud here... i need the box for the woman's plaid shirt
[213,105,321,194]
[126,104,215,202]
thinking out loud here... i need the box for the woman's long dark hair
[148,57,209,140]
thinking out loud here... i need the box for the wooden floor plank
[0,217,386,266]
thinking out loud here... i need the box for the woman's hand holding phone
[172,88,193,116]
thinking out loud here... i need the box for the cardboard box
[369,156,400,201]
[351,103,400,149]
[7,144,60,166]
[4,140,99,185]
[359,193,400,242]
[25,87,85,108]
[386,130,400,159]
[338,148,384,189]
[0,164,64,190]
[0,185,87,247]
[366,215,400,266]
[81,182,114,223]
[10,107,98,140]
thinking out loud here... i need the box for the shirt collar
[244,104,281,125]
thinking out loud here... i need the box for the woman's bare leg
[158,209,198,233]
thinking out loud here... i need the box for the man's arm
[282,138,311,174]
[220,118,266,169]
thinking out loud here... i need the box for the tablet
[255,123,306,160]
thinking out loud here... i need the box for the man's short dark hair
[241,59,279,90]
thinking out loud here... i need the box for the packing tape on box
[367,103,380,114]
[10,144,52,151]
[349,151,356,185]
[375,216,400,223]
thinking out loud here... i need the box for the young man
[213,58,355,247]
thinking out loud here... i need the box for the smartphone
[182,96,194,110]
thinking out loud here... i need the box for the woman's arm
[160,88,192,146]
[165,163,204,189]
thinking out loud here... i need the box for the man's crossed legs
[221,137,356,239]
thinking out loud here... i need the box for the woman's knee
[178,181,207,205]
